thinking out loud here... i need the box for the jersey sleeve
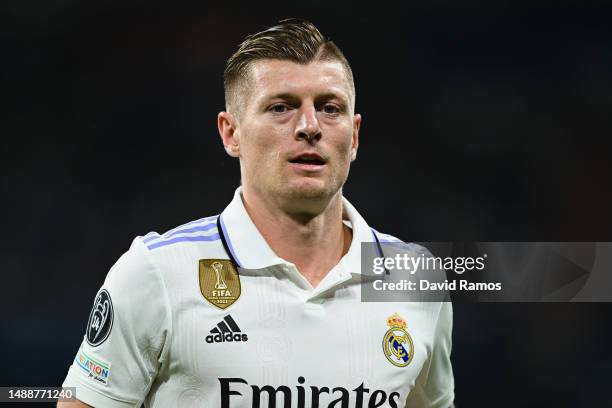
[62,238,172,408]
[404,301,455,408]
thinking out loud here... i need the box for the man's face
[223,59,360,209]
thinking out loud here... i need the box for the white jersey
[63,187,454,408]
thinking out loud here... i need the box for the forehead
[247,59,353,103]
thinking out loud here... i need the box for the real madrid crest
[199,259,241,309]
[382,313,414,367]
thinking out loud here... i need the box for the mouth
[288,152,327,172]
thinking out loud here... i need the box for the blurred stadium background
[2,2,611,407]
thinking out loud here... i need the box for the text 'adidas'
[206,315,248,343]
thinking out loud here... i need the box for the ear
[218,111,240,158]
[351,113,361,162]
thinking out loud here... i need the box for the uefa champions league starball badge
[382,313,414,367]
[86,289,114,347]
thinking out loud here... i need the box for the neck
[241,185,352,288]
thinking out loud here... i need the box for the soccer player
[60,19,454,407]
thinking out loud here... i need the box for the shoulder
[138,215,221,252]
[126,214,227,282]
[370,228,433,257]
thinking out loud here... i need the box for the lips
[288,152,326,165]
[288,152,327,172]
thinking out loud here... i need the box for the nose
[295,105,321,144]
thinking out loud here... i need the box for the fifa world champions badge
[383,313,414,367]
[199,259,241,310]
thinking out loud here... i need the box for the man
[60,19,454,407]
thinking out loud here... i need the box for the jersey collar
[218,187,375,274]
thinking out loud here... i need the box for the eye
[270,104,289,113]
[322,104,341,114]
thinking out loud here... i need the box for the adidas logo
[205,315,248,343]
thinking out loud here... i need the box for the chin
[282,180,339,201]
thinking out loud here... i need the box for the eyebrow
[262,92,349,106]
[264,93,301,105]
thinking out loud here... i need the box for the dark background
[2,2,612,407]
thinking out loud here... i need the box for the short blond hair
[223,18,355,116]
